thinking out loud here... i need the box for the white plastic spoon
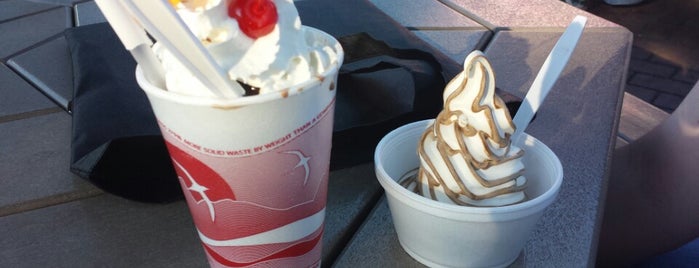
[512,15,587,141]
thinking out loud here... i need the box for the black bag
[66,23,182,203]
[331,33,447,169]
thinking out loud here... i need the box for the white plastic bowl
[374,120,563,268]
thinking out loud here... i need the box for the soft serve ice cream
[159,0,339,96]
[403,51,527,207]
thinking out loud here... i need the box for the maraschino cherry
[228,0,278,39]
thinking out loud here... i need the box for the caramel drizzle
[415,53,526,205]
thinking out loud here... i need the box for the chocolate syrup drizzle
[237,80,260,96]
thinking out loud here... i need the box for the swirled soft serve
[402,51,527,207]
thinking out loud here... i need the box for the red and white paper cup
[136,28,343,268]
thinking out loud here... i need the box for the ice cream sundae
[159,0,339,96]
[113,0,343,267]
[374,43,563,268]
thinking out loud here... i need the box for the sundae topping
[157,0,339,97]
[407,51,527,207]
[237,81,260,96]
[228,0,278,39]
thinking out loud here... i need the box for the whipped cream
[157,0,339,97]
[409,51,527,207]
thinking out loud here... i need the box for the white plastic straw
[512,15,587,141]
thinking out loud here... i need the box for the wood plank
[618,92,669,143]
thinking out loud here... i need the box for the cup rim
[136,27,344,107]
[374,119,563,216]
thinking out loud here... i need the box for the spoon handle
[512,15,587,140]
[95,0,166,88]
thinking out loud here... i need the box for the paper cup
[137,28,343,268]
[375,120,563,268]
